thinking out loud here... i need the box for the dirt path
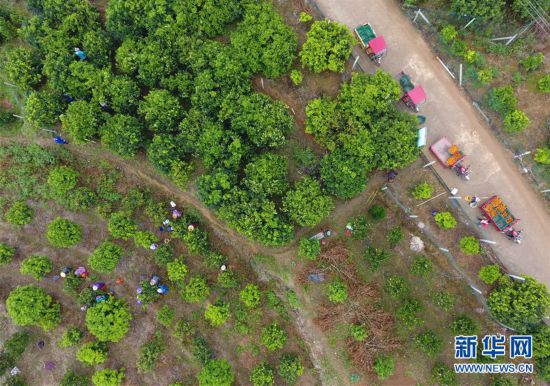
[310,0,550,287]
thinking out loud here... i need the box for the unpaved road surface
[312,0,550,287]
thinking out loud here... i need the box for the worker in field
[74,47,87,61]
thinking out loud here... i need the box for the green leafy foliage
[204,301,230,327]
[4,47,42,90]
[59,326,83,348]
[414,330,442,357]
[488,276,550,332]
[61,101,102,144]
[434,211,457,229]
[384,275,409,299]
[152,243,174,266]
[479,265,502,285]
[410,256,433,277]
[327,279,348,303]
[519,53,544,72]
[290,70,303,85]
[298,238,321,260]
[76,341,108,366]
[217,269,239,289]
[88,241,123,273]
[459,236,480,255]
[300,20,354,73]
[0,243,15,265]
[182,228,210,256]
[283,177,333,226]
[46,217,81,248]
[538,74,550,93]
[320,149,368,199]
[230,2,297,78]
[86,297,132,342]
[440,25,457,44]
[431,290,455,311]
[191,335,212,365]
[449,315,479,335]
[20,255,52,280]
[24,90,64,127]
[261,323,287,351]
[137,280,161,306]
[243,153,289,197]
[108,212,137,240]
[476,67,495,85]
[133,231,157,249]
[66,188,97,212]
[156,305,175,327]
[250,362,274,386]
[451,0,505,21]
[348,215,370,240]
[240,284,261,308]
[0,331,30,378]
[137,333,165,372]
[138,89,181,133]
[59,370,89,386]
[387,226,403,248]
[397,298,424,328]
[411,182,433,199]
[167,258,188,283]
[91,369,125,386]
[198,359,234,386]
[277,353,304,385]
[368,204,386,220]
[101,114,144,158]
[503,110,529,133]
[181,276,210,303]
[431,363,457,386]
[534,147,550,164]
[486,86,517,116]
[47,166,79,197]
[5,201,34,226]
[364,246,390,271]
[349,323,368,341]
[373,356,395,380]
[172,319,195,343]
[6,285,61,330]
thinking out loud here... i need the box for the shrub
[182,229,210,255]
[6,285,61,330]
[487,276,550,332]
[20,255,52,280]
[397,298,424,328]
[59,370,89,386]
[101,114,144,158]
[414,330,442,357]
[364,246,390,271]
[449,315,479,336]
[387,226,403,248]
[134,231,157,249]
[440,25,457,44]
[299,12,313,23]
[538,74,550,93]
[47,218,82,248]
[172,319,195,343]
[519,53,544,72]
[5,202,34,226]
[460,236,480,255]
[198,359,234,386]
[204,301,230,327]
[167,259,188,283]
[108,212,137,240]
[348,215,370,240]
[137,334,164,372]
[431,362,457,386]
[434,211,457,229]
[373,356,395,380]
[410,256,433,277]
[88,241,123,273]
[0,243,15,265]
[431,290,455,311]
[4,47,42,90]
[157,305,175,327]
[86,298,132,342]
[349,323,368,341]
[240,284,261,308]
[261,323,287,351]
[205,252,226,268]
[137,281,161,306]
[152,243,174,266]
[47,166,79,197]
[534,148,550,165]
[411,182,433,199]
[250,362,274,386]
[66,188,97,212]
[25,91,64,127]
[91,369,125,386]
[298,238,321,260]
[503,110,529,134]
[59,327,83,348]
[368,204,386,220]
[61,101,102,144]
[181,276,210,303]
[327,279,348,303]
[277,353,304,385]
[486,86,517,116]
[477,67,495,85]
[384,275,409,299]
[76,342,108,366]
[191,336,212,365]
[217,269,239,289]
[479,265,501,285]
[290,70,303,85]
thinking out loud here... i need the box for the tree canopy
[6,284,61,331]
[86,297,132,342]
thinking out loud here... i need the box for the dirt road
[311,0,550,287]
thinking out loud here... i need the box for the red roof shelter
[407,85,426,105]
[368,36,387,55]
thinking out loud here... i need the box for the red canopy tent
[368,36,387,55]
[407,86,426,105]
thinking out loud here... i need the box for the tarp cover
[417,127,427,147]
[407,85,426,105]
[369,36,387,54]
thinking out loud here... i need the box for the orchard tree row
[2,0,418,246]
